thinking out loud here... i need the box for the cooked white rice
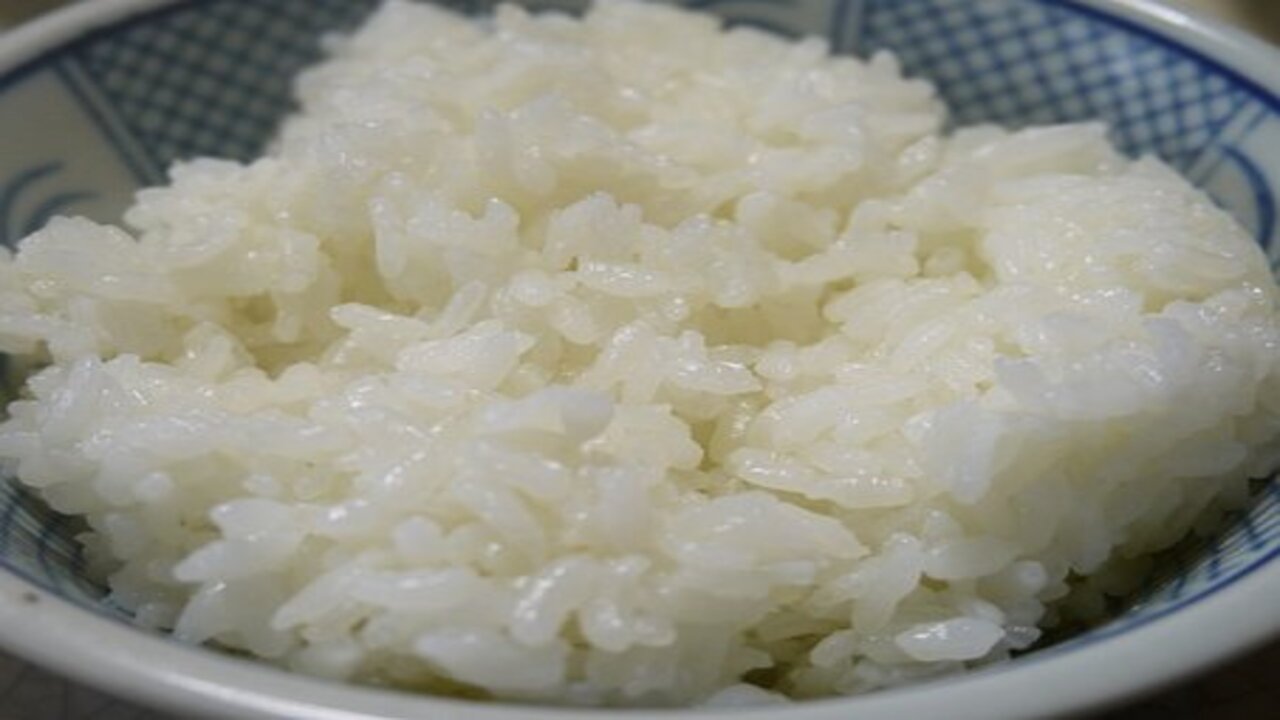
[1,0,1278,706]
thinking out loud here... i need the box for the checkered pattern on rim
[62,0,849,176]
[73,0,384,169]
[858,0,1253,172]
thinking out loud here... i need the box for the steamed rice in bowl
[0,0,1277,706]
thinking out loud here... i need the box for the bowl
[0,1,1278,718]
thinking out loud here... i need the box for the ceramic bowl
[0,1,1277,718]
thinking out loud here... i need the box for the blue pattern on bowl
[0,163,96,245]
[0,0,1276,663]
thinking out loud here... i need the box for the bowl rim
[1,1,1279,719]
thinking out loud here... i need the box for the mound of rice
[1,0,1278,706]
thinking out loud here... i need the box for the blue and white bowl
[0,1,1277,718]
